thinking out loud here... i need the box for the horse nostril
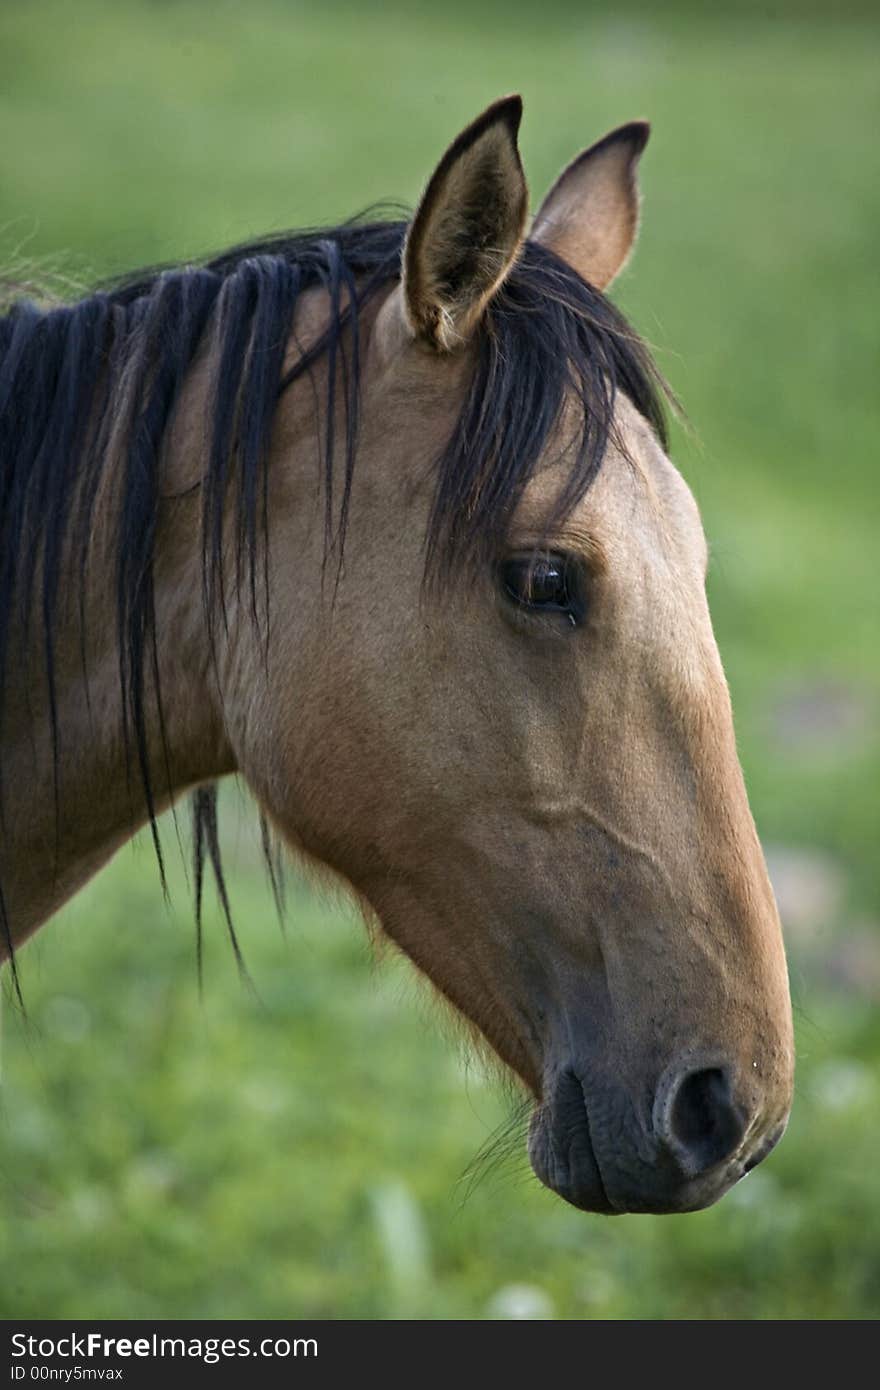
[658,1066,748,1178]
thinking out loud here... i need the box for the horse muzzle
[527,1061,788,1215]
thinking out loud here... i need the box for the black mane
[0,216,669,993]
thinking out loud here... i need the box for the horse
[0,96,794,1215]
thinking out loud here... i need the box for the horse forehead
[592,399,707,567]
[512,392,706,568]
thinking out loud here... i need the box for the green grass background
[1,0,878,1319]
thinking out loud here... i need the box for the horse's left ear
[402,95,529,351]
[531,122,649,290]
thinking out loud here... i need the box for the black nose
[654,1066,749,1178]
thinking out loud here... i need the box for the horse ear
[531,122,649,290]
[402,95,529,351]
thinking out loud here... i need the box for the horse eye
[500,552,586,624]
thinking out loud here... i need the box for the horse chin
[527,1103,616,1216]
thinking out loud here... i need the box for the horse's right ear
[400,96,529,352]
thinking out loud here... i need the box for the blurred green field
[1,0,878,1320]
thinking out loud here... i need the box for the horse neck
[0,272,348,952]
[0,424,235,950]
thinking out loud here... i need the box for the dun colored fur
[0,99,793,1214]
